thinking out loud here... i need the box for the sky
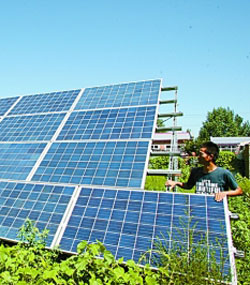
[0,0,249,137]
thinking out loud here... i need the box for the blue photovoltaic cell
[0,143,46,180]
[0,181,75,246]
[0,113,66,142]
[59,188,231,275]
[75,80,161,110]
[57,106,156,141]
[9,89,80,115]
[32,141,149,188]
[0,97,19,116]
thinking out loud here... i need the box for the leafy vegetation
[228,176,250,284]
[197,107,250,142]
[0,219,231,284]
[0,147,248,283]
[145,151,250,284]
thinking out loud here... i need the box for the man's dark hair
[201,141,220,162]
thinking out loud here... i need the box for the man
[165,141,243,201]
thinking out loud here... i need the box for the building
[152,131,192,152]
[210,137,250,152]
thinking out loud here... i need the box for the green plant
[0,219,61,284]
[0,219,236,284]
[145,176,166,191]
[142,222,231,285]
[227,176,250,284]
[216,151,236,172]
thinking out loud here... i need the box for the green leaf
[0,271,12,282]
[43,269,59,281]
[77,240,88,253]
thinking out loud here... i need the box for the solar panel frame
[0,96,20,116]
[0,180,76,247]
[56,106,157,141]
[74,79,161,111]
[0,112,67,142]
[56,187,236,283]
[9,89,81,115]
[31,140,150,189]
[0,142,47,180]
[0,79,238,284]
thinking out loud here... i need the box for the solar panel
[31,141,149,188]
[10,89,81,115]
[0,79,237,283]
[0,143,46,180]
[0,97,19,116]
[58,188,233,277]
[57,106,156,141]
[0,180,75,246]
[0,113,66,142]
[74,80,161,110]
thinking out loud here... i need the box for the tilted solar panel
[31,141,149,188]
[0,180,75,246]
[0,143,46,180]
[0,113,66,142]
[57,106,156,141]
[0,79,237,283]
[75,80,161,110]
[10,89,81,115]
[0,97,19,116]
[58,188,233,278]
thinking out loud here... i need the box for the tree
[198,107,250,142]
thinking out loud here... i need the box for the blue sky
[0,0,249,137]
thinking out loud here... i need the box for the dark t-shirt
[185,167,238,194]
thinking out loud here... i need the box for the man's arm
[165,168,197,190]
[215,186,243,202]
[165,180,192,190]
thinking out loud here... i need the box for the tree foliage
[198,107,250,142]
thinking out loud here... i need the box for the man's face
[198,147,213,164]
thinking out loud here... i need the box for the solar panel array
[0,113,66,142]
[0,143,46,180]
[0,97,19,116]
[75,81,160,110]
[0,181,75,245]
[9,89,81,115]
[32,141,148,188]
[59,188,232,276]
[0,79,236,283]
[57,106,156,141]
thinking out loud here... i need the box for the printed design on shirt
[196,180,221,194]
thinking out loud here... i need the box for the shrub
[228,176,250,284]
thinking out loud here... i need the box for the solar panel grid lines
[115,188,148,262]
[0,180,76,247]
[222,196,237,285]
[57,106,157,141]
[0,142,47,181]
[31,140,149,188]
[0,96,21,116]
[9,89,81,115]
[46,89,85,143]
[58,188,232,278]
[140,141,153,194]
[74,79,161,111]
[50,184,80,248]
[26,141,54,182]
[0,112,67,142]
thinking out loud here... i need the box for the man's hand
[165,180,177,190]
[215,192,227,202]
